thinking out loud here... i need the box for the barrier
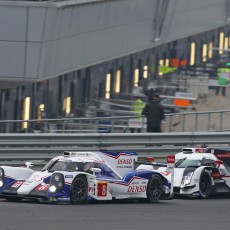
[0,132,229,164]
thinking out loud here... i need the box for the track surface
[0,196,230,230]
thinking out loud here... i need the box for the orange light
[173,99,190,107]
[170,58,180,67]
[180,60,187,67]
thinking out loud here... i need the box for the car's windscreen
[48,161,98,172]
[175,158,201,168]
[175,157,215,168]
[42,159,121,179]
[42,159,57,172]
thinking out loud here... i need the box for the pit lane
[0,196,229,230]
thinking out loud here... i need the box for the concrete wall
[0,0,229,81]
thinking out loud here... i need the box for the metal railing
[0,132,230,163]
[1,110,230,134]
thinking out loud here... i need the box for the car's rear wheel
[70,175,88,204]
[146,174,164,203]
[199,171,212,198]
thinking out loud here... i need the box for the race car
[0,151,174,204]
[158,147,230,198]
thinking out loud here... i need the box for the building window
[159,59,164,76]
[37,104,45,120]
[115,70,121,93]
[159,59,164,66]
[105,73,111,99]
[63,97,71,115]
[143,65,148,79]
[202,44,207,62]
[219,32,224,54]
[208,42,213,58]
[22,97,30,129]
[190,42,196,66]
[224,36,229,49]
[165,59,169,67]
[134,69,139,87]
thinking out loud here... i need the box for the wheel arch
[192,166,215,186]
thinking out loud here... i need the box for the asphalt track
[0,196,230,230]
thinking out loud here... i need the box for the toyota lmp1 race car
[158,147,230,198]
[0,151,175,204]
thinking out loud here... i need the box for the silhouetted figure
[142,93,165,133]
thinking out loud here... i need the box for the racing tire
[70,175,88,204]
[146,174,164,203]
[199,171,212,199]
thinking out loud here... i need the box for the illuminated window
[143,65,148,79]
[202,44,207,62]
[224,37,229,49]
[159,59,164,75]
[190,42,196,66]
[219,32,224,54]
[115,70,121,93]
[134,69,139,87]
[105,73,111,99]
[37,104,45,119]
[159,59,164,66]
[63,97,71,115]
[208,42,213,58]
[22,97,31,129]
[165,59,169,67]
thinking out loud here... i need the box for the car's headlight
[49,173,64,193]
[0,168,4,187]
[181,172,194,187]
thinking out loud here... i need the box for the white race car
[0,151,174,204]
[158,147,230,198]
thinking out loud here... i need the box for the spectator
[142,93,165,133]
[216,76,228,96]
[130,97,145,133]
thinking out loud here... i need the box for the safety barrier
[0,132,229,164]
[1,109,230,133]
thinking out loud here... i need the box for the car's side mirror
[25,162,34,168]
[90,168,102,175]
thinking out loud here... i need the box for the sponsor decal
[117,166,132,169]
[11,181,23,188]
[216,153,230,158]
[160,171,170,176]
[88,187,95,193]
[128,186,146,193]
[132,182,139,185]
[97,182,107,197]
[117,159,133,164]
[32,175,40,179]
[65,175,73,178]
[35,185,49,191]
[167,155,175,164]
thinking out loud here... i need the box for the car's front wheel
[146,174,164,203]
[70,175,88,204]
[199,171,212,198]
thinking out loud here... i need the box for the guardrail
[1,109,230,133]
[0,132,229,164]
